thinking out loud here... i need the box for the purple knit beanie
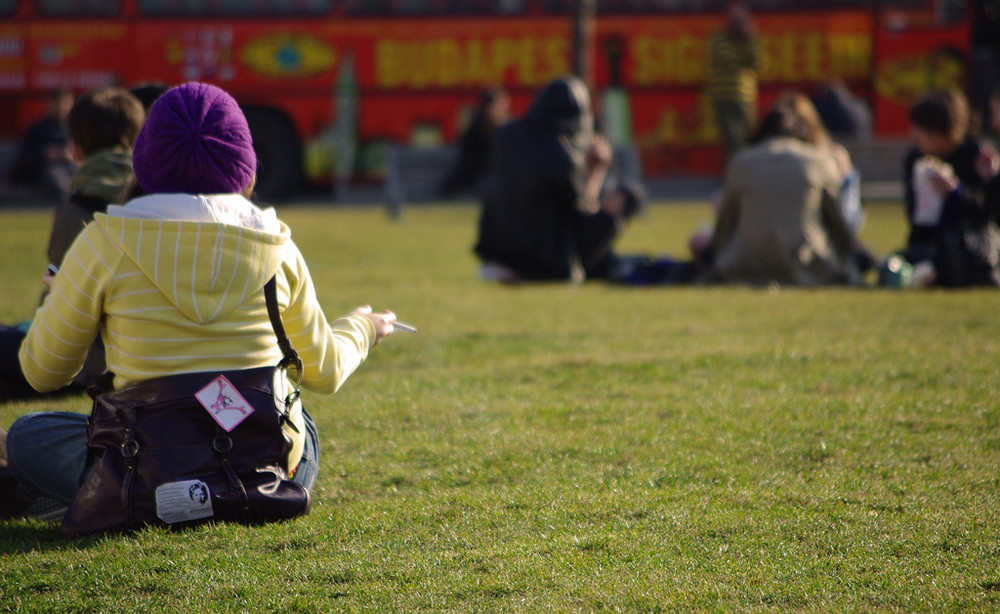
[132,82,256,194]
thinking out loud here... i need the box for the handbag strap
[263,277,302,376]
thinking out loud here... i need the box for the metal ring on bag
[121,438,139,458]
[213,434,233,454]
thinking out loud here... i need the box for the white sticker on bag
[155,479,214,524]
[195,374,255,432]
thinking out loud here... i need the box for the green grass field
[1,201,999,613]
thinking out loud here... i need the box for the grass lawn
[1,200,999,613]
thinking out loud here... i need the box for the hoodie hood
[95,193,290,324]
[525,76,593,138]
[69,146,133,205]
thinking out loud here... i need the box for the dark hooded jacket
[474,77,596,280]
[47,146,134,269]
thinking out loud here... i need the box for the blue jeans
[7,409,321,506]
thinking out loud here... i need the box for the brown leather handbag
[62,277,311,537]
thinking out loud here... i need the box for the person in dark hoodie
[0,87,145,401]
[474,75,637,282]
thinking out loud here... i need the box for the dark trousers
[574,209,621,279]
[713,99,754,161]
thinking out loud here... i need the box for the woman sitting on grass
[1,82,399,521]
[703,97,863,287]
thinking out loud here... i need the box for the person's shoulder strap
[263,276,299,366]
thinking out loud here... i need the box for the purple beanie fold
[132,82,256,195]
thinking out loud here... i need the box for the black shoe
[0,473,34,519]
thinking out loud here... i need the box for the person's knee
[6,413,52,469]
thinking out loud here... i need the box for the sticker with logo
[155,479,214,524]
[195,374,256,432]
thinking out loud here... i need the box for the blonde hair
[775,91,831,148]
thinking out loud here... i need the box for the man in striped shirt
[706,1,760,162]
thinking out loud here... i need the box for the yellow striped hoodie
[20,193,375,467]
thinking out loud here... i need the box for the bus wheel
[243,107,302,203]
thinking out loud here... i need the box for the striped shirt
[20,193,375,468]
[706,29,759,105]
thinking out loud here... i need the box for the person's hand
[601,190,627,218]
[586,134,613,170]
[41,271,55,288]
[975,145,1000,183]
[926,166,959,196]
[352,305,396,345]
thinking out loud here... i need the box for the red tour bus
[0,0,970,200]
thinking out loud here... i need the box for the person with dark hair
[474,76,639,282]
[812,80,872,139]
[705,97,862,286]
[438,88,510,198]
[0,87,146,403]
[1,83,400,523]
[902,89,1000,287]
[129,82,170,112]
[49,87,146,271]
[7,88,77,204]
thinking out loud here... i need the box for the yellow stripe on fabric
[106,287,162,302]
[47,285,99,328]
[210,224,224,288]
[154,222,161,287]
[110,345,277,363]
[36,316,91,351]
[135,218,143,266]
[235,233,256,309]
[46,289,99,330]
[111,331,265,343]
[191,222,203,322]
[20,346,79,379]
[208,228,243,322]
[78,232,114,276]
[172,227,182,312]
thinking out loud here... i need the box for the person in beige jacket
[708,98,863,287]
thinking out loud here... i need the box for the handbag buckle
[121,437,139,459]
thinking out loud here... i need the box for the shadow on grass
[0,520,96,553]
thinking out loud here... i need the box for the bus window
[36,0,121,16]
[138,0,333,16]
[0,0,17,17]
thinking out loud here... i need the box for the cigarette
[393,321,418,334]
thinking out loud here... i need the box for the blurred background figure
[812,79,873,141]
[984,86,1000,146]
[703,97,863,287]
[438,88,510,198]
[7,89,77,205]
[0,86,145,401]
[474,76,640,283]
[901,89,1000,287]
[782,91,868,247]
[129,82,171,112]
[705,0,759,162]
